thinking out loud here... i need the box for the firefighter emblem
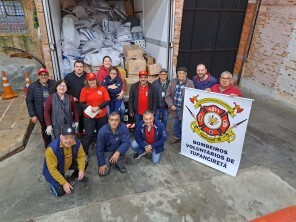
[186,95,247,144]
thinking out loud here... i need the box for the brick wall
[34,0,54,79]
[233,1,257,82]
[173,0,184,74]
[241,0,296,107]
[0,0,43,64]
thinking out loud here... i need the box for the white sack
[62,16,80,48]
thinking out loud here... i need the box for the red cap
[138,70,148,77]
[86,72,97,80]
[37,68,49,75]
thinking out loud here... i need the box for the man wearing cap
[152,69,171,128]
[43,126,87,197]
[64,60,87,136]
[128,70,157,126]
[96,112,130,176]
[165,67,194,144]
[26,68,56,147]
[192,64,217,90]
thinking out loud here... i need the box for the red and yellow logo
[187,95,246,144]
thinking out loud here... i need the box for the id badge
[162,92,165,97]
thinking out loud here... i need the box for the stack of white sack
[61,0,144,67]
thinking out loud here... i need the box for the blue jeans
[134,114,143,128]
[109,99,122,114]
[155,108,169,128]
[120,101,125,119]
[131,140,162,164]
[173,107,182,139]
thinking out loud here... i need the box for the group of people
[26,59,242,197]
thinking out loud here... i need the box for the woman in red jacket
[80,72,110,155]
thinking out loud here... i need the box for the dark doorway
[177,0,248,79]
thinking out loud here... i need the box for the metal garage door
[177,0,248,79]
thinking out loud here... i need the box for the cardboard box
[144,55,155,65]
[124,77,139,96]
[148,63,162,75]
[123,45,144,59]
[126,59,147,75]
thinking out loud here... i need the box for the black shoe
[170,137,181,144]
[77,176,88,182]
[70,170,79,180]
[70,171,88,183]
[116,165,127,174]
[133,152,146,160]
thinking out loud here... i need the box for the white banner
[180,88,253,177]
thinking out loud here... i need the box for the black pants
[82,115,108,155]
[50,160,88,197]
[99,151,126,176]
[39,119,52,147]
[75,102,84,134]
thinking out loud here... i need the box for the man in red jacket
[206,71,242,97]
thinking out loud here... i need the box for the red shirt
[145,126,155,144]
[80,86,110,118]
[138,84,148,115]
[210,84,242,97]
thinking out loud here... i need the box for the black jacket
[64,71,87,100]
[128,82,157,115]
[26,80,56,121]
[152,78,170,109]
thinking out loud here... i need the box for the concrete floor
[0,91,295,222]
[0,93,32,160]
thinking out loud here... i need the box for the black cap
[159,68,168,73]
[61,126,75,136]
[177,67,188,73]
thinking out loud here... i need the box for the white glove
[45,125,53,135]
[74,122,79,130]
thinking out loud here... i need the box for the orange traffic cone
[23,72,31,97]
[1,71,18,100]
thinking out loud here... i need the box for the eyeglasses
[221,77,231,80]
[58,84,67,88]
[109,72,117,75]
[109,118,120,122]
[39,74,49,77]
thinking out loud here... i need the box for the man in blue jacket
[131,110,167,164]
[192,64,217,90]
[26,68,56,147]
[43,126,87,197]
[96,112,130,176]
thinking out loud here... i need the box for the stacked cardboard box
[123,45,146,76]
[148,63,162,75]
[123,50,163,95]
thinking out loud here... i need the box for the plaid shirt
[173,79,187,107]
